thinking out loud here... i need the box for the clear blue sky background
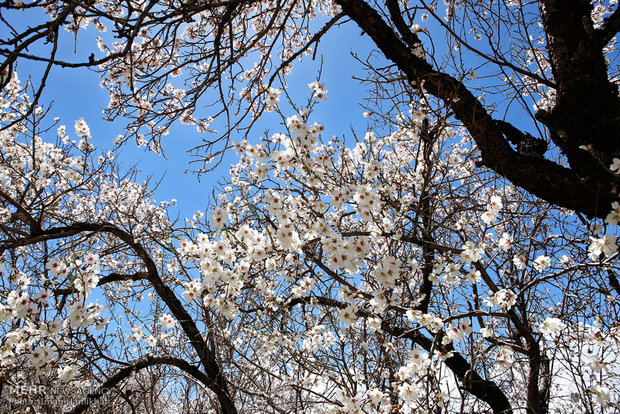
[11,12,375,219]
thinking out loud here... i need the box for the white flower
[605,201,620,226]
[539,317,566,339]
[513,253,526,269]
[460,241,483,265]
[307,81,321,90]
[374,256,401,288]
[58,364,79,382]
[131,325,144,341]
[610,157,620,172]
[494,346,514,367]
[488,195,503,212]
[338,304,358,326]
[479,194,503,225]
[292,276,314,298]
[444,319,473,343]
[410,24,424,33]
[480,326,494,338]
[0,304,12,322]
[498,232,513,250]
[367,317,382,332]
[588,234,618,260]
[443,262,461,285]
[210,207,228,230]
[34,288,53,305]
[46,258,67,276]
[159,313,177,329]
[183,278,204,301]
[464,269,481,283]
[398,382,420,402]
[28,345,54,370]
[264,87,282,111]
[481,211,497,225]
[590,385,611,407]
[286,114,308,138]
[483,289,517,310]
[308,81,328,101]
[74,118,91,139]
[367,388,386,405]
[533,255,551,271]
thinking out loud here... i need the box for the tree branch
[287,295,512,414]
[334,0,618,218]
[384,323,513,414]
[53,271,149,296]
[597,5,620,45]
[0,221,237,414]
[68,354,215,414]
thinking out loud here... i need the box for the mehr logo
[6,384,48,395]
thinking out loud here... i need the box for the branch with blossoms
[283,294,514,413]
[67,354,217,414]
[2,0,619,219]
[333,0,620,218]
[52,271,149,296]
[176,84,620,412]
[2,11,620,408]
[0,219,238,413]
[0,81,240,413]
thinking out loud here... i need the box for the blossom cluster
[0,76,174,390]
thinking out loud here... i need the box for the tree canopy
[0,1,619,414]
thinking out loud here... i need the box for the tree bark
[334,0,620,218]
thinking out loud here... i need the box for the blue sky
[10,11,376,220]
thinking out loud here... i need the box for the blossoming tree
[1,1,620,414]
[1,73,619,413]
